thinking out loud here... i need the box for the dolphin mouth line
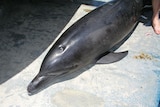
[45,64,79,76]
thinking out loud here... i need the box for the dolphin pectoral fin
[96,51,128,64]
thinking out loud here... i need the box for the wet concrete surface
[0,0,80,84]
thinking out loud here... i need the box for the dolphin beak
[27,75,48,96]
[27,72,67,96]
[27,66,79,95]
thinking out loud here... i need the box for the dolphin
[27,0,143,95]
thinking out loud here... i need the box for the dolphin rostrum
[27,0,143,95]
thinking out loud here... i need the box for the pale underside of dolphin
[27,0,143,95]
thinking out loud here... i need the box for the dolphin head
[27,41,88,95]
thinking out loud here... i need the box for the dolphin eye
[58,45,65,52]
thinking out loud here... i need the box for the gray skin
[27,0,143,95]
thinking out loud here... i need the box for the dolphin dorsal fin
[96,51,128,64]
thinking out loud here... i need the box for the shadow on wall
[0,0,80,84]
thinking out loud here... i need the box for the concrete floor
[0,0,80,84]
